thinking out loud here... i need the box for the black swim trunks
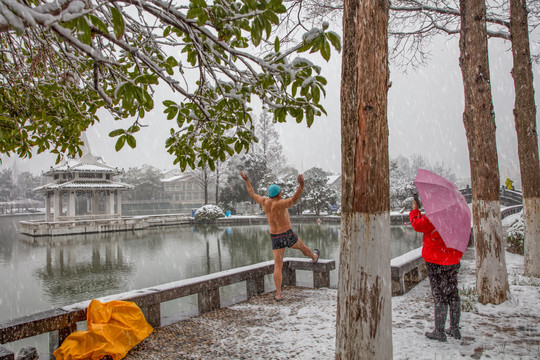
[270,229,298,250]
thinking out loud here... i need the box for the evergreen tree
[0,169,13,201]
[253,111,287,173]
[303,167,338,215]
[121,165,163,201]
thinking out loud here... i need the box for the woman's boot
[425,303,448,342]
[446,300,461,339]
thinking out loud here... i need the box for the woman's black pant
[426,262,460,304]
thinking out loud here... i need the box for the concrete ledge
[18,215,191,237]
[0,308,71,344]
[391,248,426,296]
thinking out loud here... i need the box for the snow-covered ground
[128,248,539,360]
[392,250,539,359]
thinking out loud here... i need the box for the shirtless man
[240,172,320,302]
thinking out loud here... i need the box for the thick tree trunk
[510,0,540,277]
[459,0,509,304]
[336,1,392,358]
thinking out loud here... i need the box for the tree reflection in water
[33,234,135,306]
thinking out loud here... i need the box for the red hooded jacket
[409,209,462,265]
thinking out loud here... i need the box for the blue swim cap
[268,184,281,198]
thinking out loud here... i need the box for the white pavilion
[35,143,133,222]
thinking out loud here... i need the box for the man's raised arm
[286,174,304,206]
[240,172,264,204]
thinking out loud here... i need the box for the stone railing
[501,204,523,219]
[391,247,426,296]
[460,186,523,207]
[0,258,335,360]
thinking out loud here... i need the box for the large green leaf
[321,39,331,61]
[76,17,92,45]
[110,6,125,40]
[326,31,342,52]
[115,135,126,151]
[89,15,108,34]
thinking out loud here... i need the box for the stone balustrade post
[49,323,77,355]
[246,276,265,298]
[0,347,14,360]
[141,304,161,328]
[198,288,220,314]
[282,264,296,286]
[313,270,330,288]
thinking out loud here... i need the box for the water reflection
[33,242,133,305]
[0,215,42,262]
[1,219,421,322]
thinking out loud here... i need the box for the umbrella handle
[413,193,422,209]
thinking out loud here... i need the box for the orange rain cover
[54,300,153,360]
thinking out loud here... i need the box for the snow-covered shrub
[459,286,478,312]
[390,179,416,209]
[506,212,524,255]
[194,205,225,223]
[401,196,415,211]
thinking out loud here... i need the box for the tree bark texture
[459,0,509,304]
[510,0,540,277]
[336,1,392,359]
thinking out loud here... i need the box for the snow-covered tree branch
[0,0,340,170]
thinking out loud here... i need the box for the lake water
[0,215,422,324]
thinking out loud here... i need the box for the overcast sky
[2,31,539,188]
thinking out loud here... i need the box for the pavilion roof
[44,153,120,175]
[34,180,133,192]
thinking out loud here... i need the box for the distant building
[34,146,132,222]
[161,169,211,208]
[327,174,341,195]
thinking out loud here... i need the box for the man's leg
[272,248,285,300]
[291,237,318,262]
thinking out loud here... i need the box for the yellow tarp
[54,299,153,360]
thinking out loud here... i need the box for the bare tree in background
[510,0,540,277]
[459,0,509,304]
[191,166,213,205]
[336,0,393,358]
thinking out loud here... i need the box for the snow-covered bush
[194,205,225,223]
[390,178,416,209]
[506,212,525,255]
[401,196,415,211]
[459,286,478,312]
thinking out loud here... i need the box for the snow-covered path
[126,249,539,359]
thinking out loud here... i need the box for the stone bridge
[460,186,523,207]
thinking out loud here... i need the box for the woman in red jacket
[410,198,463,342]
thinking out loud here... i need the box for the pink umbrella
[414,169,471,253]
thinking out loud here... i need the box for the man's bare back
[240,172,304,234]
[259,198,294,234]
